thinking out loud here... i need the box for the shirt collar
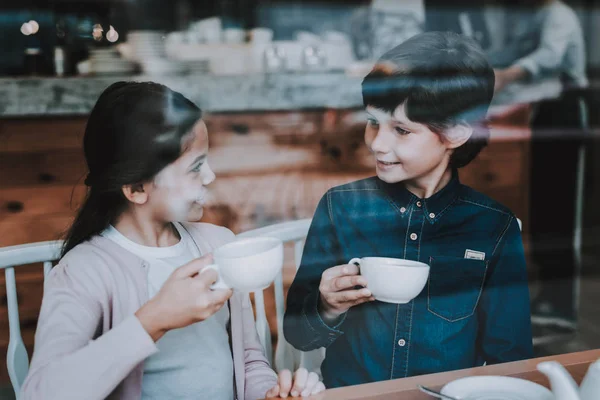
[377,169,461,223]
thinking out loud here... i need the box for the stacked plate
[139,58,187,76]
[89,47,136,75]
[127,30,166,62]
[185,59,210,75]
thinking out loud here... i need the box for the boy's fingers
[322,264,360,281]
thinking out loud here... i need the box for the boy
[283,31,533,388]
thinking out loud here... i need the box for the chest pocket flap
[427,256,488,322]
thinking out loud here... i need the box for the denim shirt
[283,173,533,388]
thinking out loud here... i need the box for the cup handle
[348,258,361,274]
[203,264,230,290]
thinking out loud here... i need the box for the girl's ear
[122,183,149,205]
[443,123,473,149]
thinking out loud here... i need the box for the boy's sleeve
[283,193,347,351]
[477,216,534,364]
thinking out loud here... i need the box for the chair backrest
[237,218,326,374]
[0,240,63,397]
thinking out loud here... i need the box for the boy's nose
[370,131,390,154]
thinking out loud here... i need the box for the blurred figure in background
[492,0,588,339]
[424,0,589,342]
[483,0,588,340]
[490,0,587,91]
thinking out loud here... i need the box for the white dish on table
[441,376,553,400]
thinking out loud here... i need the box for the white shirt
[488,1,588,88]
[102,223,234,400]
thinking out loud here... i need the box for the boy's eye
[367,118,379,127]
[394,127,410,135]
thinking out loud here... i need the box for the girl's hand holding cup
[135,254,233,341]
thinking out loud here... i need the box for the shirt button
[416,201,422,207]
[400,207,406,213]
[429,212,435,218]
[398,339,406,347]
[410,233,418,240]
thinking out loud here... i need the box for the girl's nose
[201,162,216,186]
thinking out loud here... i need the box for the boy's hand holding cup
[318,263,375,321]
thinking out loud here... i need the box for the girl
[21,82,324,400]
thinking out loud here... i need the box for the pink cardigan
[20,223,277,400]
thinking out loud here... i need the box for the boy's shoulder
[456,183,516,219]
[327,176,380,194]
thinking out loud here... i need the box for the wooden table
[286,349,600,400]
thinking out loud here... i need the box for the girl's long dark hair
[61,81,202,257]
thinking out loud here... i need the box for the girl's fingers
[265,384,279,398]
[278,369,293,397]
[290,368,308,397]
[301,372,320,397]
[311,381,326,395]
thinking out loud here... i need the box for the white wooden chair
[238,218,326,375]
[0,240,62,397]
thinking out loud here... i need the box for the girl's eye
[191,163,203,173]
[394,127,410,135]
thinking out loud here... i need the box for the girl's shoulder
[49,236,136,300]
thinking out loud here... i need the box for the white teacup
[223,28,246,44]
[205,237,283,292]
[349,257,430,304]
[250,27,274,43]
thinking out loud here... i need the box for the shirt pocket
[427,256,488,322]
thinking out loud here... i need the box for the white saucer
[441,376,553,400]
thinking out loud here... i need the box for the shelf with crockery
[0,72,362,117]
[0,71,561,118]
[0,21,562,118]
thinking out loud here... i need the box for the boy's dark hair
[362,31,495,168]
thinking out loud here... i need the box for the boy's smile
[375,159,402,170]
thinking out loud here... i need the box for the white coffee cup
[349,257,430,304]
[205,236,283,292]
[224,28,246,44]
[250,27,274,43]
